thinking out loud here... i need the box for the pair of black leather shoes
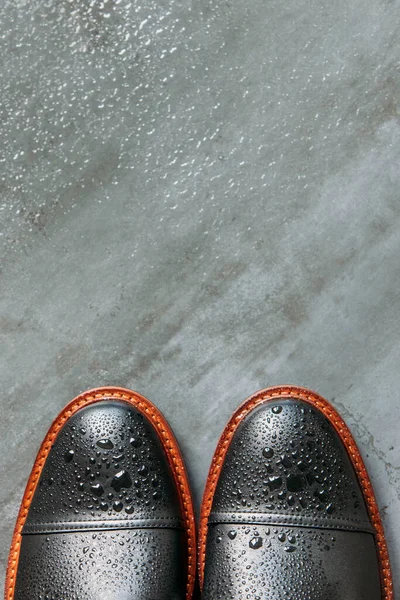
[6,386,393,599]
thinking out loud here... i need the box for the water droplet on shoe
[90,483,104,497]
[287,474,305,492]
[97,439,114,449]
[64,450,74,463]
[130,437,142,448]
[267,476,282,491]
[111,470,132,492]
[249,536,263,549]
[262,447,274,459]
[280,455,292,468]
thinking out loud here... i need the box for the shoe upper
[202,398,382,600]
[14,400,187,600]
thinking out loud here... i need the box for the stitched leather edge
[208,511,375,533]
[23,517,184,534]
[5,387,196,600]
[198,385,393,599]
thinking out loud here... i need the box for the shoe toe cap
[24,400,181,531]
[211,398,370,527]
[202,393,386,600]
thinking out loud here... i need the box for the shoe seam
[23,518,184,534]
[207,511,374,533]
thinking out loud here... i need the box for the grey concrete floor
[1,0,399,594]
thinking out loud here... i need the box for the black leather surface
[24,401,181,528]
[14,400,187,600]
[203,398,382,599]
[203,523,380,599]
[15,529,185,600]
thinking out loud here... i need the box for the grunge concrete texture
[1,0,399,592]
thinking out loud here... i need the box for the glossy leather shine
[202,398,382,599]
[14,401,187,600]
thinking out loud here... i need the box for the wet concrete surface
[1,0,399,593]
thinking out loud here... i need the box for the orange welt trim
[5,386,196,600]
[198,385,393,599]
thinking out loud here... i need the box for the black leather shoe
[6,387,196,600]
[199,385,393,600]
